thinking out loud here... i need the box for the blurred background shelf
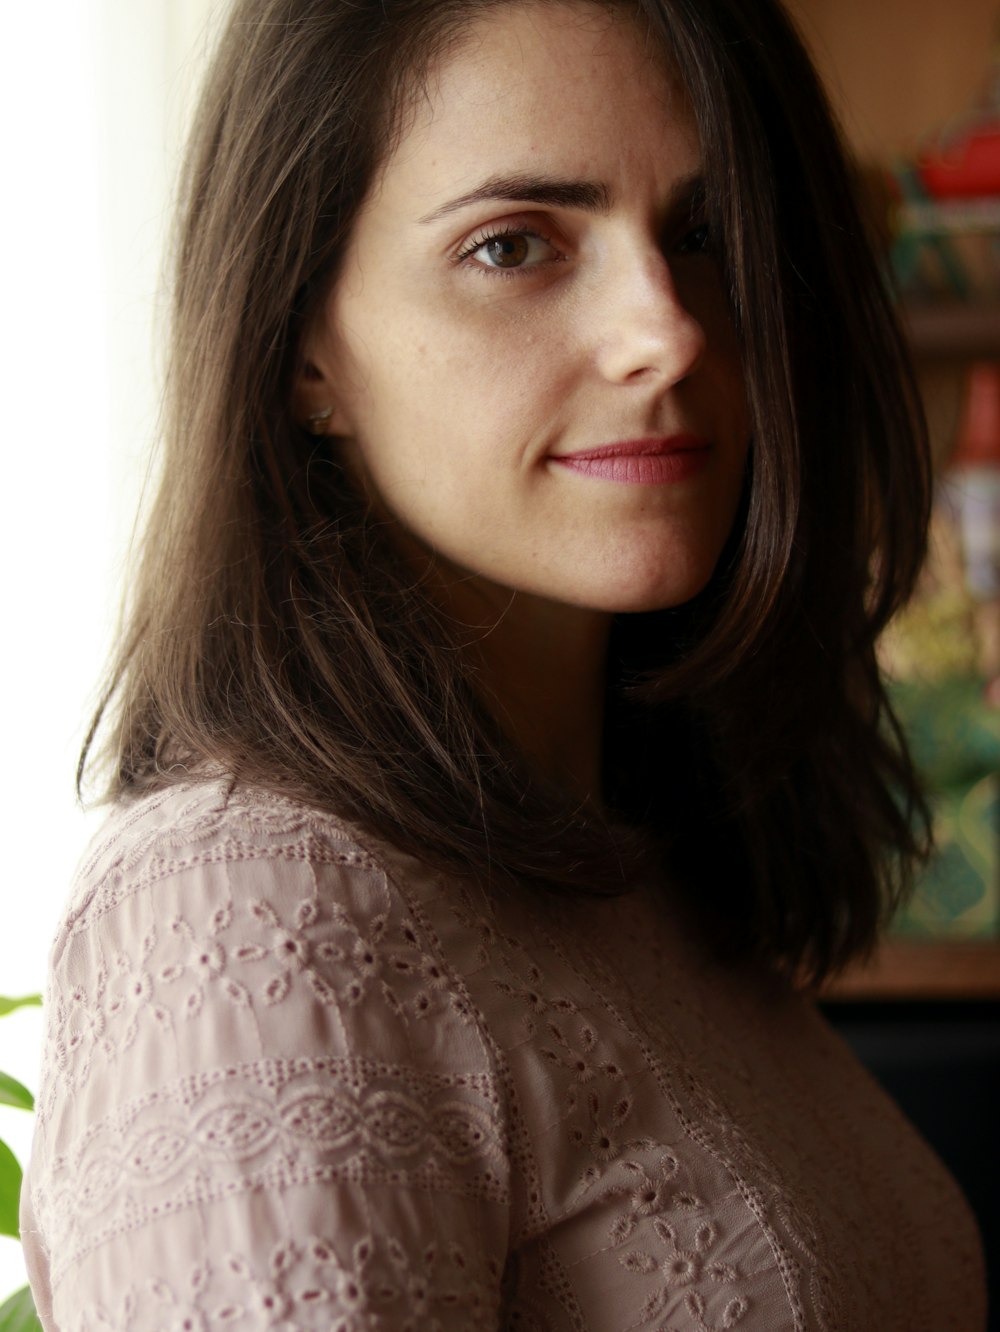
[902,301,1000,359]
[824,938,1000,999]
[774,6,1000,1318]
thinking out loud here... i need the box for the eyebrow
[418,170,705,224]
[419,174,612,223]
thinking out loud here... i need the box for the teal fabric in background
[890,678,1000,938]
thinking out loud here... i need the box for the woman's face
[301,1,750,616]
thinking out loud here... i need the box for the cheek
[401,281,570,397]
[362,335,556,472]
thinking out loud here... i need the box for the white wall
[0,0,228,1302]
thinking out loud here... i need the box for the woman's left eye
[676,222,713,255]
[457,228,561,274]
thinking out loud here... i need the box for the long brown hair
[81,0,932,985]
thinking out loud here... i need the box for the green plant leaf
[0,999,41,1020]
[0,1140,23,1239]
[0,1075,32,1113]
[0,1286,42,1332]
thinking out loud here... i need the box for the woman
[21,0,986,1327]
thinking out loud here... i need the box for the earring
[305,406,333,434]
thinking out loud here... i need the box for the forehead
[371,1,694,210]
[428,1,670,108]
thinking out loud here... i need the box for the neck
[437,575,612,803]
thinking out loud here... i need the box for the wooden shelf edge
[901,302,1000,360]
[823,939,1000,1001]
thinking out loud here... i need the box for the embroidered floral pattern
[606,1155,703,1247]
[35,1057,506,1285]
[620,1217,744,1324]
[39,834,468,1127]
[25,780,987,1332]
[58,1235,501,1332]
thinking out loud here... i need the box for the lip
[550,435,712,485]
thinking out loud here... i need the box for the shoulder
[62,777,378,932]
[40,777,505,1129]
[56,776,429,983]
[27,779,513,1328]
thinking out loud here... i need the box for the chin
[563,549,723,615]
[602,586,712,615]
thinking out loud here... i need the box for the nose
[592,248,707,388]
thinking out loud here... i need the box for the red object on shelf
[952,362,1000,465]
[919,122,1000,198]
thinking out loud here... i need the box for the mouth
[550,435,712,485]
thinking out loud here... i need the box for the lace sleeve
[21,788,511,1332]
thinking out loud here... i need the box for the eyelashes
[677,222,713,255]
[452,217,717,280]
[454,222,564,278]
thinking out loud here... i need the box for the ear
[290,355,352,437]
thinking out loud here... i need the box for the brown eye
[676,222,713,255]
[484,234,530,267]
[461,228,560,273]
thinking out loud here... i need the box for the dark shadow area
[822,1000,999,1331]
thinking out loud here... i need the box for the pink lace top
[21,779,986,1331]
